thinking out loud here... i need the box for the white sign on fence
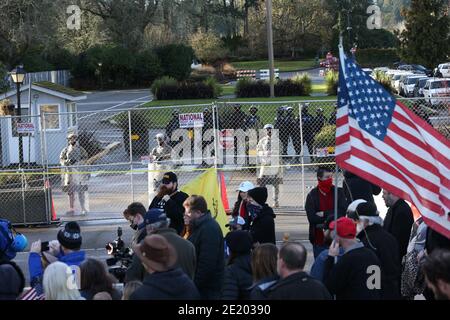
[179,113,204,128]
[16,122,35,134]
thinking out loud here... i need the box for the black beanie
[57,222,82,250]
[247,187,268,206]
[355,202,379,217]
[225,230,253,255]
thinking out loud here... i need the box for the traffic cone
[219,172,230,214]
[45,179,58,221]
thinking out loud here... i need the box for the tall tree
[399,0,449,68]
[83,0,160,51]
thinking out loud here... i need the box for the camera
[41,241,50,252]
[105,227,133,283]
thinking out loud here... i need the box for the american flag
[335,47,450,238]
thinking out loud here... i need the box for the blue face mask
[247,203,262,220]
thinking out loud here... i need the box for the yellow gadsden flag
[180,168,228,234]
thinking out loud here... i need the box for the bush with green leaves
[325,70,339,95]
[373,70,394,94]
[203,77,222,98]
[134,50,162,86]
[291,73,312,95]
[314,125,336,148]
[151,76,177,96]
[235,78,270,98]
[189,31,229,64]
[156,44,194,81]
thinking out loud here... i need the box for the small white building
[0,81,86,166]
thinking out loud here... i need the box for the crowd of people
[1,168,450,301]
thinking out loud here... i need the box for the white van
[422,78,450,105]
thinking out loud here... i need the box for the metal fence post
[298,103,306,208]
[128,110,134,201]
[212,102,220,169]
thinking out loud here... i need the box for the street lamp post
[10,65,26,166]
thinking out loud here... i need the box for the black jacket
[324,243,382,300]
[188,213,225,300]
[0,260,25,300]
[305,186,348,244]
[343,171,381,204]
[125,227,197,283]
[266,271,332,300]
[130,268,200,300]
[250,205,276,245]
[383,199,414,260]
[149,190,189,235]
[222,255,253,300]
[249,275,279,300]
[357,224,401,300]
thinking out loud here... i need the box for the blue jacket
[310,248,344,282]
[29,250,86,295]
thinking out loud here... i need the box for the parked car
[422,78,450,105]
[433,63,450,78]
[398,64,432,76]
[395,73,414,94]
[400,75,428,97]
[413,77,431,97]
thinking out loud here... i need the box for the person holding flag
[335,42,450,239]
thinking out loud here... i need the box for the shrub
[373,70,394,94]
[203,77,222,98]
[314,125,336,148]
[222,63,236,80]
[134,50,162,86]
[151,76,177,97]
[325,70,339,95]
[235,78,269,98]
[189,30,229,64]
[274,79,304,97]
[151,77,215,100]
[292,73,312,95]
[156,44,194,81]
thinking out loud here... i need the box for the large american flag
[335,47,450,238]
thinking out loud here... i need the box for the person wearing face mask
[305,166,348,258]
[247,187,276,245]
[60,133,89,215]
[347,201,401,300]
[122,202,147,246]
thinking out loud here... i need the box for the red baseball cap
[329,217,356,239]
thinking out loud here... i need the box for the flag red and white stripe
[336,47,450,238]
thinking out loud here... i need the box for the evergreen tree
[399,0,449,68]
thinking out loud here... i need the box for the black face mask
[130,223,138,230]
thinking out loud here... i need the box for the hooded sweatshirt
[250,205,276,244]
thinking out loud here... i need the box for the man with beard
[60,133,89,215]
[149,172,189,235]
[348,201,401,300]
[422,249,450,300]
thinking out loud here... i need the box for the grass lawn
[231,59,317,72]
[110,96,337,129]
[312,83,327,94]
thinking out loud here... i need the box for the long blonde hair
[43,261,84,300]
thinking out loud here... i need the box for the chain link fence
[0,97,448,222]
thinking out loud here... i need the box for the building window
[67,102,77,127]
[40,104,60,130]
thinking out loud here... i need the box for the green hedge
[235,78,307,98]
[151,77,218,100]
[156,44,194,81]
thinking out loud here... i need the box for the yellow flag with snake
[180,168,228,234]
